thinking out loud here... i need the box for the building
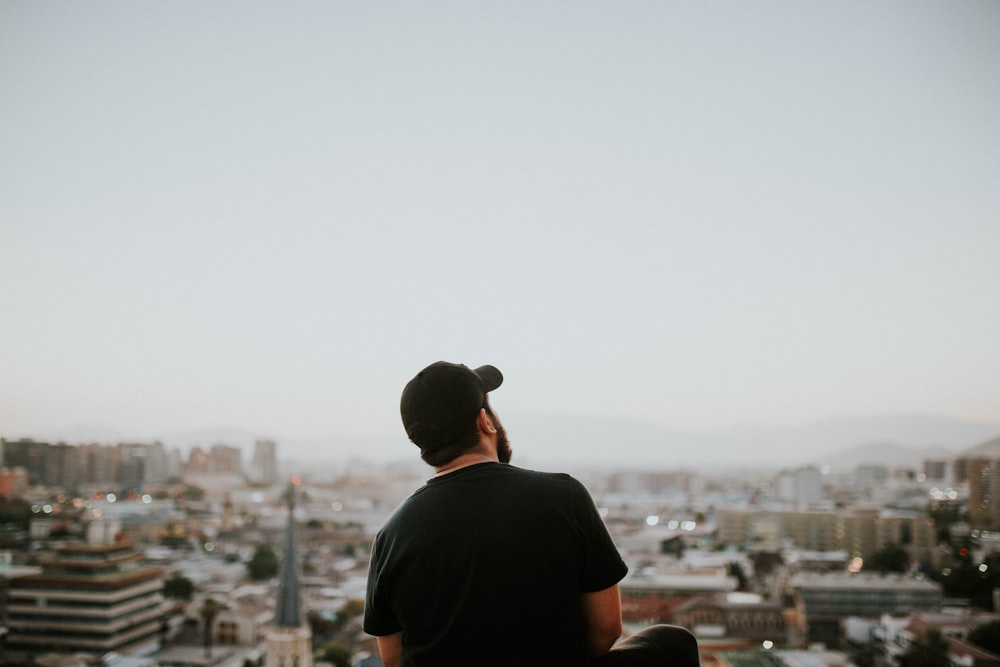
[718,508,844,552]
[856,465,889,500]
[186,444,243,476]
[955,437,1000,530]
[46,444,81,493]
[776,467,824,508]
[264,482,312,667]
[879,611,1000,667]
[672,592,787,645]
[967,459,1000,530]
[4,541,166,658]
[620,570,738,625]
[0,467,29,499]
[1,439,49,486]
[717,507,942,567]
[789,572,942,646]
[251,440,279,486]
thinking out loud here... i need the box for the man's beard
[494,417,513,463]
[484,397,512,463]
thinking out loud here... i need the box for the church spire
[265,476,313,667]
[274,479,303,628]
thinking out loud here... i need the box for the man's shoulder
[492,464,593,501]
[501,464,580,486]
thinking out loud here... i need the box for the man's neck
[434,451,498,477]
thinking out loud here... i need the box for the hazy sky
[2,1,998,447]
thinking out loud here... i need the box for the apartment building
[4,541,166,658]
[790,572,942,645]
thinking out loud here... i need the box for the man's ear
[476,408,497,434]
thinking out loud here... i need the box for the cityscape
[1,432,998,667]
[3,2,999,667]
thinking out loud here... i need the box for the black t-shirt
[364,462,628,666]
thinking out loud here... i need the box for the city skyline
[2,2,998,464]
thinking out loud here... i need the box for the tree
[339,598,365,620]
[898,630,949,667]
[162,573,194,600]
[200,598,224,658]
[727,562,749,591]
[865,543,910,573]
[934,551,1000,610]
[318,642,352,667]
[247,543,279,580]
[0,500,32,529]
[967,619,1000,654]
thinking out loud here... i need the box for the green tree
[727,562,750,591]
[898,630,949,667]
[340,598,366,620]
[162,573,194,600]
[934,551,999,609]
[247,543,279,580]
[865,543,910,573]
[318,642,352,667]
[968,619,1000,654]
[0,500,32,529]
[200,598,224,657]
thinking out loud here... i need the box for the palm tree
[199,597,223,657]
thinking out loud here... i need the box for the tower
[265,480,312,667]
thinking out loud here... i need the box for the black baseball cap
[400,361,503,452]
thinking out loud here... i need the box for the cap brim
[474,365,503,392]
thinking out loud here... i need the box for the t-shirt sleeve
[363,530,402,637]
[569,477,629,592]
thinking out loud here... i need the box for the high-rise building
[4,541,165,657]
[1,439,49,485]
[251,440,279,485]
[966,458,1000,529]
[46,443,81,492]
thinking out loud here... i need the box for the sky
[1,1,998,455]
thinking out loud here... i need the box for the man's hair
[419,396,496,467]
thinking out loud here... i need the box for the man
[364,361,699,666]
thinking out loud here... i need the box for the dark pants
[591,625,700,666]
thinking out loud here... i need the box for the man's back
[364,462,628,666]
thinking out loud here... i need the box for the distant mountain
[960,435,1000,458]
[698,414,1000,473]
[507,413,1000,472]
[802,441,955,473]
